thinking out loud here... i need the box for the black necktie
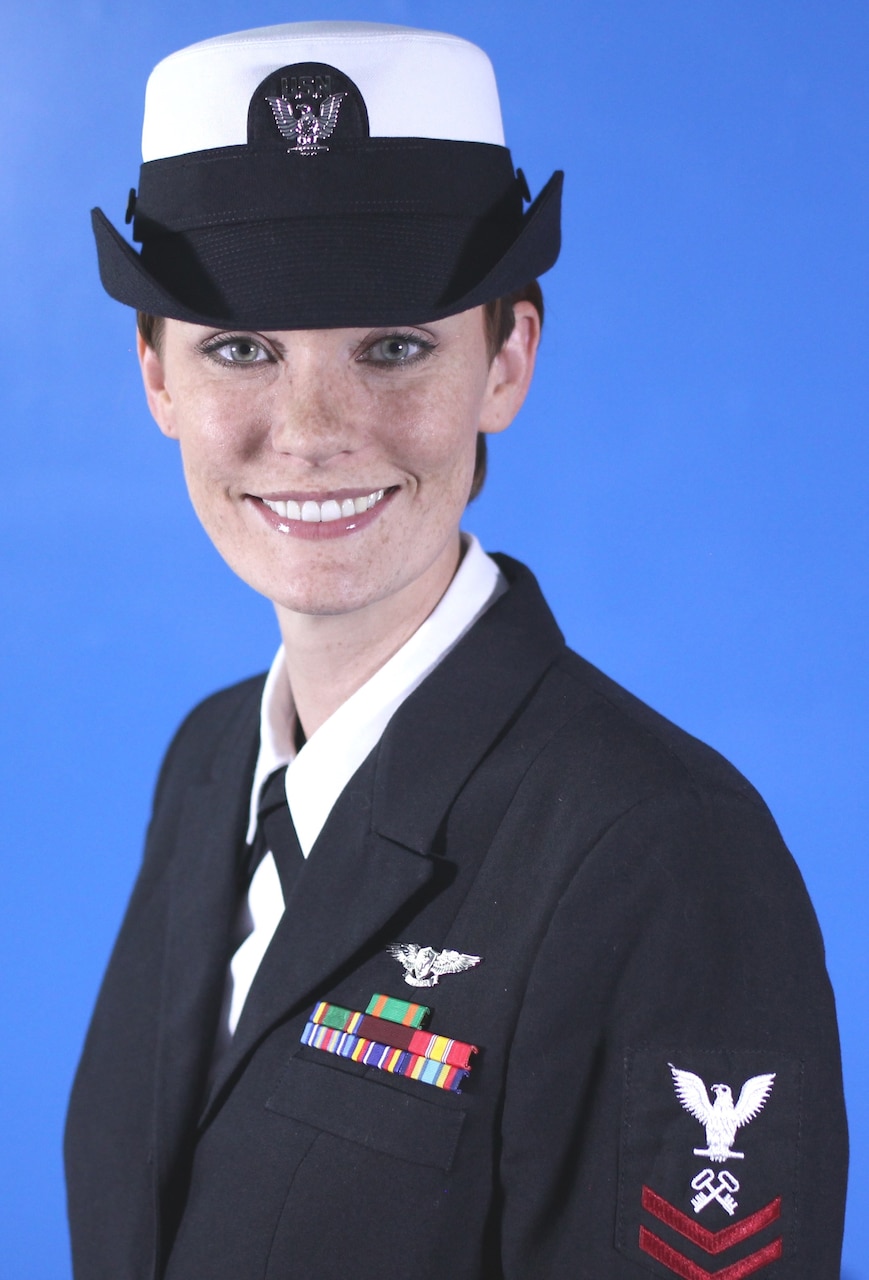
[246,766,305,904]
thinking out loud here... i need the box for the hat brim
[92,171,562,330]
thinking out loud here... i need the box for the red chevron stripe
[639,1227,783,1279]
[642,1186,782,1253]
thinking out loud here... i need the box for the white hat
[92,21,562,328]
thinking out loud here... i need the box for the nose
[267,349,357,465]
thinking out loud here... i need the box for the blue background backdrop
[1,2,866,1274]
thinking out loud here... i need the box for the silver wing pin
[266,92,346,154]
[388,942,482,987]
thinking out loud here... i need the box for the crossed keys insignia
[691,1169,740,1216]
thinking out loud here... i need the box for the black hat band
[131,140,524,239]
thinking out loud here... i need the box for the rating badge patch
[617,1049,802,1278]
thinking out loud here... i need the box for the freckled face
[139,309,523,622]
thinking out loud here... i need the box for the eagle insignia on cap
[388,942,482,987]
[266,92,346,154]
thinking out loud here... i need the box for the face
[139,306,538,629]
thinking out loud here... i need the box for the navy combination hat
[92,21,563,329]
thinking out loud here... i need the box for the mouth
[259,488,388,524]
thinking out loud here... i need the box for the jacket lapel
[201,557,565,1118]
[372,555,565,852]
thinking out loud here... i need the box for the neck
[274,536,462,738]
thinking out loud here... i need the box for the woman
[66,21,847,1280]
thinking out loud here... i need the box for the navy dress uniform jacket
[65,556,848,1279]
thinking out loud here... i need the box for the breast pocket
[266,1053,466,1172]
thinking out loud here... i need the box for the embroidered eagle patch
[669,1063,777,1163]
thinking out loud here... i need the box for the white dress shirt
[218,535,505,1045]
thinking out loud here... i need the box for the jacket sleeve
[498,784,847,1279]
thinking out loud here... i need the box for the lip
[249,486,397,540]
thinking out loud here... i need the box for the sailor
[66,21,847,1279]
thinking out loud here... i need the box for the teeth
[262,489,387,524]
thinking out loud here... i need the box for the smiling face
[138,306,539,636]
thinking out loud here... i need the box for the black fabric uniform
[65,557,848,1279]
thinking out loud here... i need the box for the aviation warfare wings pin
[616,1050,802,1278]
[388,942,482,987]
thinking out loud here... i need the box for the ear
[137,330,178,438]
[478,300,542,436]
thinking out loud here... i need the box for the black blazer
[65,557,847,1279]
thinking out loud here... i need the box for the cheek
[371,379,485,489]
[177,394,266,480]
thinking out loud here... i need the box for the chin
[263,573,388,619]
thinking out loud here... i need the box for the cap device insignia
[249,61,370,154]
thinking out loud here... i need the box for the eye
[358,332,436,368]
[199,334,274,366]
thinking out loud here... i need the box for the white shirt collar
[246,533,505,855]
